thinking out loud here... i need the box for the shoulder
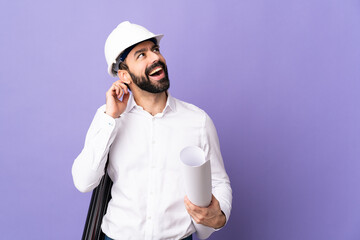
[172,97,219,142]
[171,96,212,125]
[173,97,206,116]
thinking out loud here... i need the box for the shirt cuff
[213,194,231,231]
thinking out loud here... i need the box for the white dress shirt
[72,93,232,240]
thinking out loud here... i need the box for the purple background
[1,0,359,239]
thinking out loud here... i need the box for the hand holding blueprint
[180,146,214,239]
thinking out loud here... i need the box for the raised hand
[105,79,130,118]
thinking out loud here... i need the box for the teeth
[149,67,162,75]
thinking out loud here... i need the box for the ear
[117,70,131,84]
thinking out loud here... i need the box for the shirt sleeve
[72,105,121,193]
[202,113,233,230]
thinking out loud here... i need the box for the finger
[184,196,198,208]
[185,204,199,220]
[114,81,128,93]
[119,82,129,94]
[189,203,205,215]
[118,88,123,99]
[184,201,195,212]
[192,215,201,224]
[115,82,129,94]
[108,85,118,97]
[115,78,130,87]
[189,210,206,224]
[184,196,208,216]
[113,84,124,99]
[211,194,217,203]
[209,196,220,209]
[115,85,120,97]
[122,92,130,103]
[184,196,195,210]
[184,202,191,213]
[184,199,197,215]
[110,83,119,95]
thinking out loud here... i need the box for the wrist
[104,111,120,119]
[215,210,226,229]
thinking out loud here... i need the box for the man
[72,21,232,240]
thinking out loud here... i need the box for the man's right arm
[71,106,119,192]
[72,79,130,192]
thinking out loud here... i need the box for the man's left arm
[184,113,233,229]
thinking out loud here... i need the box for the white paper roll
[180,146,214,239]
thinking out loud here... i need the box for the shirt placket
[144,116,157,240]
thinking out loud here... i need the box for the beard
[128,61,170,93]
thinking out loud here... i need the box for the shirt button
[148,216,152,220]
[152,140,156,144]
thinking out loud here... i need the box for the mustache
[145,61,167,76]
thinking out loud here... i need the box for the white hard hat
[104,21,164,77]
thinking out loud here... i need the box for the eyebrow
[133,44,160,58]
[133,48,147,58]
[151,44,160,50]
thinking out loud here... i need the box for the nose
[149,51,160,63]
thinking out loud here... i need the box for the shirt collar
[166,92,176,112]
[124,93,137,113]
[124,91,176,114]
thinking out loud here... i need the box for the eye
[137,53,145,59]
[153,47,160,53]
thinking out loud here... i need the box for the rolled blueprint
[180,146,214,239]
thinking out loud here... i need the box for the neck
[132,90,167,116]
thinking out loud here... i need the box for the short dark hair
[111,55,127,76]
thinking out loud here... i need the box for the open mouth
[148,67,164,77]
